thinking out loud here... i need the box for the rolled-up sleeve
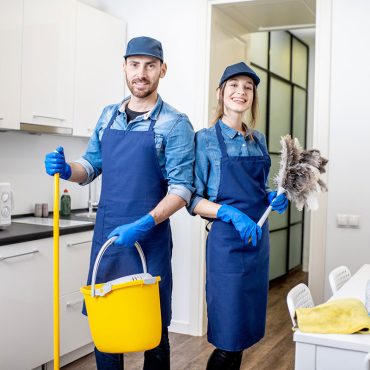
[187,129,209,215]
[165,114,195,204]
[74,107,107,185]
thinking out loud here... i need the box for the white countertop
[294,264,370,352]
[13,216,94,228]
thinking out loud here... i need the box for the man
[44,36,195,370]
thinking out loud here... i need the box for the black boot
[143,327,170,370]
[206,348,243,370]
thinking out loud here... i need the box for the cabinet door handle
[0,249,39,261]
[66,298,84,307]
[33,114,66,121]
[66,240,92,248]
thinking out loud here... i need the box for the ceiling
[215,0,316,32]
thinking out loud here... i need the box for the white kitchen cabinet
[21,0,76,130]
[0,230,94,370]
[60,231,93,296]
[59,231,94,357]
[60,291,91,356]
[73,2,125,137]
[0,238,53,370]
[0,0,22,130]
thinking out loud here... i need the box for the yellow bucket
[80,237,162,353]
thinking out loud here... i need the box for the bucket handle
[91,237,147,297]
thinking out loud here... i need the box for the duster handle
[257,187,286,228]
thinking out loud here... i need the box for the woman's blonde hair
[211,79,259,133]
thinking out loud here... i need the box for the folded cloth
[296,298,370,334]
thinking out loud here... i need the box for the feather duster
[257,135,328,227]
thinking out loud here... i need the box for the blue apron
[84,105,173,327]
[206,121,271,351]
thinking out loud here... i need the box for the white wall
[0,131,89,215]
[323,0,370,298]
[309,0,370,302]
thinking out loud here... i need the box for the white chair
[286,283,315,328]
[329,265,351,294]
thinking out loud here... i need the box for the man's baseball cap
[124,36,163,62]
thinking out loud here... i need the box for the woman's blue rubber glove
[217,204,262,247]
[108,214,156,248]
[268,191,289,214]
[44,146,72,180]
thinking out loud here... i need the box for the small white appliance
[0,182,12,229]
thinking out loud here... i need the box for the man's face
[124,56,166,98]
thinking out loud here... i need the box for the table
[293,264,370,370]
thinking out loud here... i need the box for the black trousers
[95,327,170,370]
[206,348,243,370]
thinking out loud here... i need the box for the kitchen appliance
[0,182,12,229]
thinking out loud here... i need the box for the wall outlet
[348,214,360,228]
[336,214,360,228]
[336,214,348,227]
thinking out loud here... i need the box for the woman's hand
[268,191,289,214]
[217,204,262,246]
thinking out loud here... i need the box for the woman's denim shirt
[75,95,195,204]
[188,119,270,214]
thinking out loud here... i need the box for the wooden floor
[63,269,307,370]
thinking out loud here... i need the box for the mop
[257,135,328,227]
[53,173,60,369]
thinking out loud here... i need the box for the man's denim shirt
[76,95,195,204]
[188,119,271,214]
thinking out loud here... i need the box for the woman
[188,62,288,369]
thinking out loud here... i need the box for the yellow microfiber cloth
[296,298,370,334]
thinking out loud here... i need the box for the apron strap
[148,100,164,131]
[252,134,270,157]
[215,121,228,158]
[107,109,119,129]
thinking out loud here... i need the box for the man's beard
[126,77,160,98]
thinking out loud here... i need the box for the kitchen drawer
[60,290,92,356]
[0,238,53,370]
[60,231,93,296]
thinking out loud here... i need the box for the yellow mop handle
[53,173,60,370]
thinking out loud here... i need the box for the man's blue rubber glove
[217,204,262,247]
[44,146,72,180]
[108,214,156,248]
[268,191,289,214]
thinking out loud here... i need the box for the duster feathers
[274,135,328,211]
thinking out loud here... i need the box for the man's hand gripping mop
[258,135,328,228]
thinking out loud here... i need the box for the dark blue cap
[219,62,260,87]
[124,36,163,62]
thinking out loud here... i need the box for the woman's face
[222,75,254,115]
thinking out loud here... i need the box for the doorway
[206,0,316,282]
